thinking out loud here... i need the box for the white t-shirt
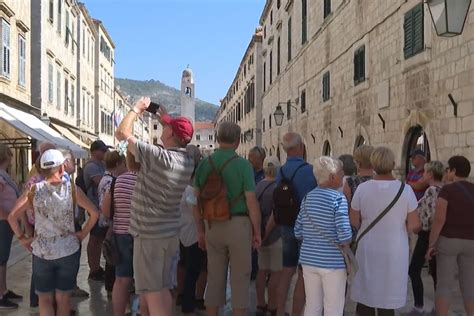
[179,185,198,247]
[350,180,418,309]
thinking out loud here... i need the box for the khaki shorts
[436,236,474,301]
[258,238,283,272]
[205,216,252,309]
[133,235,179,294]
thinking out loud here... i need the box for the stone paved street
[1,239,466,316]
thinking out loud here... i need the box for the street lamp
[244,130,253,142]
[273,105,285,126]
[273,102,298,126]
[40,113,50,126]
[427,0,471,37]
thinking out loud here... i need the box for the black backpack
[273,163,307,226]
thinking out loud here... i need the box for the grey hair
[313,156,343,183]
[217,122,241,144]
[282,132,303,152]
[249,146,266,159]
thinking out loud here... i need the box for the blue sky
[83,0,266,105]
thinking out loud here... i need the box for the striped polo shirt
[113,172,137,235]
[294,187,353,269]
[130,141,194,239]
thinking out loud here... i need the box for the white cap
[40,149,66,169]
[263,156,281,169]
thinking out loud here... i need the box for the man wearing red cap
[115,97,195,316]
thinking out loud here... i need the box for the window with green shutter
[404,4,424,59]
[354,45,365,85]
[322,72,330,102]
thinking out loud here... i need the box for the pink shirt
[113,172,137,235]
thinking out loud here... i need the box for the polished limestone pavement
[1,239,466,316]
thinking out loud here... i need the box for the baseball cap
[90,140,112,152]
[40,149,66,169]
[410,149,426,158]
[160,114,194,144]
[263,156,281,169]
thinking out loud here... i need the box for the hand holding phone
[146,102,161,114]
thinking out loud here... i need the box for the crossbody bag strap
[290,163,308,182]
[455,181,474,206]
[257,181,275,202]
[302,195,340,249]
[354,181,405,251]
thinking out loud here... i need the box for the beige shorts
[205,216,252,309]
[133,235,179,294]
[258,238,283,272]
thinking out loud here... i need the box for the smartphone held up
[146,102,162,114]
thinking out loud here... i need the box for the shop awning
[51,123,89,150]
[0,103,88,158]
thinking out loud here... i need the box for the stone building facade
[31,0,79,128]
[192,122,215,153]
[76,3,96,138]
[0,0,32,183]
[218,30,264,157]
[93,18,115,146]
[218,0,474,176]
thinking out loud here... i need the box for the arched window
[322,140,332,156]
[354,135,366,150]
[276,146,281,161]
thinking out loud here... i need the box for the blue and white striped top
[294,187,352,269]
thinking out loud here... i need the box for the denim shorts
[33,250,80,294]
[0,220,13,265]
[281,225,300,268]
[115,233,134,278]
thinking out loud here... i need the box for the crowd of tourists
[0,96,473,316]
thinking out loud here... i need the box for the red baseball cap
[160,114,194,144]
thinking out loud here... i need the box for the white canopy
[0,103,88,158]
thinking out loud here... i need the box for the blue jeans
[115,234,134,278]
[33,250,80,294]
[0,220,13,265]
[281,226,300,268]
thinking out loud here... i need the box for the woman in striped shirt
[295,156,352,316]
[102,166,137,316]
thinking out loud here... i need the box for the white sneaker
[407,307,425,316]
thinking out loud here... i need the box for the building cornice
[93,19,116,49]
[16,20,29,33]
[78,3,98,38]
[259,0,273,25]
[0,2,15,18]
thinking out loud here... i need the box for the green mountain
[115,78,218,122]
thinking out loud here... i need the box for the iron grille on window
[354,45,366,85]
[322,72,330,102]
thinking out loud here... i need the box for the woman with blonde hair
[350,146,420,316]
[343,145,374,204]
[8,149,98,316]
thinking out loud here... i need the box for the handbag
[102,178,121,266]
[302,198,359,284]
[352,181,405,253]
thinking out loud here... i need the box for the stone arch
[322,140,332,156]
[354,124,371,151]
[398,110,437,177]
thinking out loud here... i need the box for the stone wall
[256,0,474,176]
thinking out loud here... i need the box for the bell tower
[181,67,195,125]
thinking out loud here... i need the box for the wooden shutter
[404,10,414,58]
[413,4,424,54]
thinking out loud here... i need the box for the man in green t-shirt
[193,122,261,316]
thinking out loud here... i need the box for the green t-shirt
[194,148,255,215]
